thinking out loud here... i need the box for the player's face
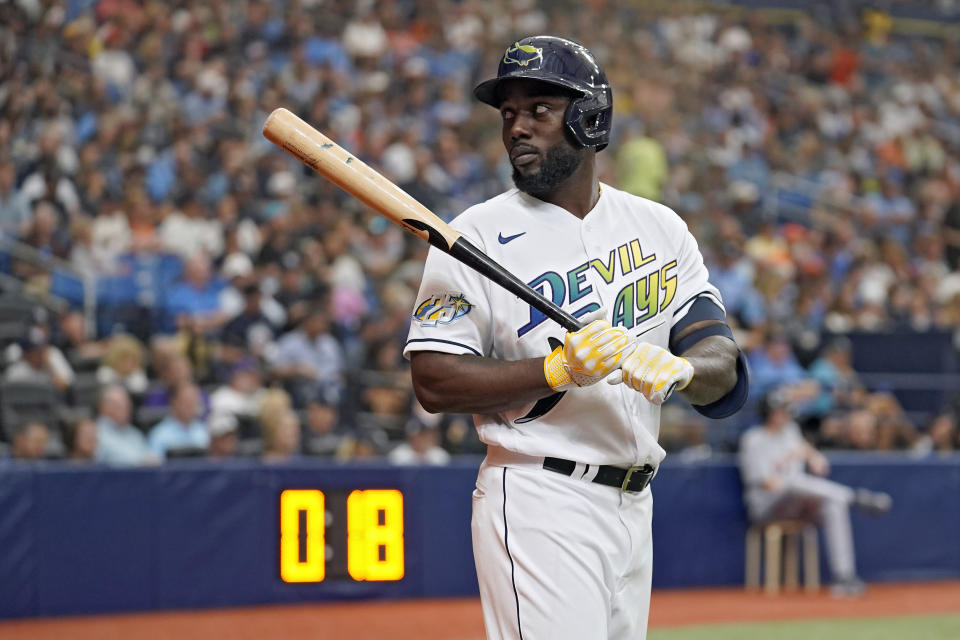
[499,81,585,196]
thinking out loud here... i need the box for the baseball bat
[262,107,581,332]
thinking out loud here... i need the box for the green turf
[648,614,960,640]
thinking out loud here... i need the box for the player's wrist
[544,345,575,391]
[676,357,694,391]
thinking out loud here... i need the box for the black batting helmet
[474,36,613,151]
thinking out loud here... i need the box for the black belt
[542,457,655,493]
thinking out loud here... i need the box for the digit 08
[279,489,405,583]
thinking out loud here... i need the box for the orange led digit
[280,489,326,583]
[347,489,405,581]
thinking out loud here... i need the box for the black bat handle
[448,237,582,332]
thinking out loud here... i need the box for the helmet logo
[503,42,543,69]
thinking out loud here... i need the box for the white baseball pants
[471,453,654,640]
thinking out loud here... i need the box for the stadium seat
[135,405,169,433]
[0,320,26,348]
[236,415,261,440]
[70,373,102,410]
[0,380,61,441]
[745,520,820,595]
[0,296,39,324]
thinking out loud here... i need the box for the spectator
[388,419,451,466]
[844,409,880,450]
[11,422,50,461]
[867,393,916,450]
[270,305,344,407]
[218,282,278,363]
[944,202,960,271]
[913,413,957,457]
[340,431,387,462]
[864,177,915,245]
[17,200,71,265]
[208,412,239,459]
[303,398,349,457]
[68,217,110,280]
[163,252,226,335]
[707,243,765,329]
[808,336,862,417]
[141,351,206,410]
[258,388,293,428]
[158,199,224,261]
[52,310,105,370]
[96,334,149,396]
[738,393,892,596]
[95,385,158,467]
[90,204,132,270]
[0,159,31,236]
[148,382,209,459]
[747,334,820,413]
[5,327,74,393]
[218,252,256,318]
[262,409,301,463]
[272,251,314,331]
[615,124,669,202]
[65,418,98,463]
[210,359,266,424]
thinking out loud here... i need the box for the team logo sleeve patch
[413,292,474,327]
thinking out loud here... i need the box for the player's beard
[511,139,584,196]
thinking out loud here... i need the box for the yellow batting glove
[607,342,694,405]
[544,311,633,391]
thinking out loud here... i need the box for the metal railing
[761,171,868,226]
[0,234,97,337]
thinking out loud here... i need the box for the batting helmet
[474,36,613,151]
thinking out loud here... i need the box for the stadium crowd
[1,0,959,465]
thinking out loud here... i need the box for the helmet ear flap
[564,87,612,151]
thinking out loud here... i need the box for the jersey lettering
[610,261,679,330]
[589,251,617,284]
[517,272,565,337]
[567,262,593,303]
[516,238,669,337]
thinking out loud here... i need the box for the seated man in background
[65,418,98,463]
[96,385,159,467]
[11,421,50,461]
[387,419,450,466]
[210,358,266,424]
[218,281,278,364]
[5,328,74,393]
[163,252,227,335]
[148,382,209,459]
[738,391,893,596]
[207,412,239,459]
[303,397,349,457]
[269,304,344,408]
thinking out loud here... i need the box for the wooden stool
[745,520,820,595]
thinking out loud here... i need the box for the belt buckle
[621,466,640,492]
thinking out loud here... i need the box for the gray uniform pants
[750,474,856,581]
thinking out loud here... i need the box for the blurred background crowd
[1,0,959,467]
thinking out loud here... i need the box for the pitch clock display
[279,488,405,583]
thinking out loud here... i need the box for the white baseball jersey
[404,183,722,468]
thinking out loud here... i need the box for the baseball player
[405,36,748,639]
[738,392,892,597]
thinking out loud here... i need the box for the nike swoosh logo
[498,231,526,244]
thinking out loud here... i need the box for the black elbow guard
[691,350,749,419]
[670,295,749,419]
